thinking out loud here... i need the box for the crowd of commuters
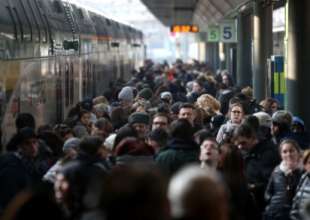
[0,59,310,220]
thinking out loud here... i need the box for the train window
[77,8,84,20]
[53,0,63,13]
[6,6,18,40]
[106,19,111,26]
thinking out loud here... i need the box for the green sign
[207,26,220,42]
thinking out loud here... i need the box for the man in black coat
[233,123,280,216]
[0,127,41,214]
[155,119,200,177]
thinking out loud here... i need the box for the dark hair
[233,123,256,139]
[54,124,73,139]
[148,128,168,147]
[100,166,167,220]
[218,144,246,193]
[78,110,90,120]
[179,103,195,112]
[194,129,214,145]
[114,137,154,156]
[15,113,35,131]
[152,113,169,123]
[113,126,138,149]
[279,139,301,154]
[111,107,128,130]
[79,136,103,156]
[95,118,113,132]
[170,119,193,139]
[243,115,259,132]
[60,161,106,220]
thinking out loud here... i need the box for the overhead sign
[207,20,237,43]
[207,26,220,42]
[170,25,199,33]
[220,20,237,42]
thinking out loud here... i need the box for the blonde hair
[196,94,221,113]
[303,149,310,165]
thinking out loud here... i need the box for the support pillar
[252,0,273,102]
[237,12,252,87]
[286,0,310,127]
[206,42,220,72]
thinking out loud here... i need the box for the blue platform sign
[271,56,285,107]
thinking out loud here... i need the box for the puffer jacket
[264,165,303,220]
[290,172,310,220]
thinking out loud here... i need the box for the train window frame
[26,0,40,42]
[12,7,24,41]
[33,0,48,43]
[20,0,33,42]
[5,6,18,40]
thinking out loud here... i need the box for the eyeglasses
[231,110,242,114]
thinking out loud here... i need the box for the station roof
[141,0,251,30]
[141,0,286,30]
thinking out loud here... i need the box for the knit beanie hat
[118,86,134,102]
[128,112,150,125]
[63,137,81,152]
[137,88,153,100]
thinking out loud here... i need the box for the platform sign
[220,21,237,43]
[207,26,220,42]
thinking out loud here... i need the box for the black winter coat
[155,138,199,176]
[243,140,281,212]
[264,165,303,220]
[0,153,42,214]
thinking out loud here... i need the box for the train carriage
[0,0,144,146]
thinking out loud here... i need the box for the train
[0,0,145,145]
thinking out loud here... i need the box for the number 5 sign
[207,26,220,42]
[220,20,237,43]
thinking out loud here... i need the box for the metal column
[206,43,220,72]
[252,0,273,102]
[237,12,252,87]
[286,0,310,127]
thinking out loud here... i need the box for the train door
[64,62,74,107]
[82,59,92,99]
[55,58,63,123]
